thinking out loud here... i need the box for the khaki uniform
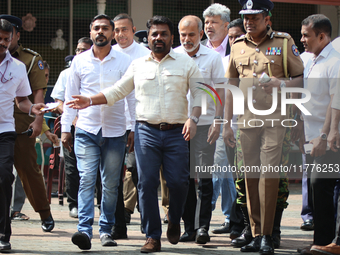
[12,44,51,220]
[226,27,303,236]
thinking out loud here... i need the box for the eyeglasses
[75,48,87,54]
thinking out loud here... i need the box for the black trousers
[63,125,79,210]
[226,146,244,232]
[182,125,215,232]
[306,150,340,245]
[0,132,16,242]
[115,130,138,231]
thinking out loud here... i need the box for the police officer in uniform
[223,1,304,254]
[0,15,54,232]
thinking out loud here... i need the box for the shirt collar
[90,46,117,61]
[313,42,333,62]
[245,27,273,45]
[0,51,13,67]
[146,48,177,61]
[207,35,229,50]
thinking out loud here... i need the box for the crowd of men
[0,0,340,254]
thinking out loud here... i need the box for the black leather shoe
[41,214,54,232]
[163,216,169,224]
[300,219,314,231]
[195,228,210,244]
[231,226,253,248]
[240,235,261,252]
[272,231,280,249]
[179,232,195,242]
[230,229,242,240]
[212,222,230,234]
[72,231,91,250]
[111,226,128,239]
[259,235,274,255]
[0,240,11,251]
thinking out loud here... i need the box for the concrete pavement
[9,183,312,254]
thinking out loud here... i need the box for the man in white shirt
[202,3,231,58]
[111,13,150,239]
[65,15,204,253]
[297,14,340,255]
[61,14,134,250]
[174,15,225,244]
[0,19,45,251]
[51,37,92,219]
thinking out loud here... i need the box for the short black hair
[90,14,114,31]
[302,14,332,37]
[43,60,50,71]
[146,16,174,35]
[0,19,13,34]
[228,18,246,34]
[78,37,93,46]
[113,13,134,27]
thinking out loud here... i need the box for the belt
[137,121,184,131]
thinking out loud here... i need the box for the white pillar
[97,0,106,15]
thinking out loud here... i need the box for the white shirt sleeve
[61,60,80,133]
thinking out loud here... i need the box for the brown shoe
[297,245,312,255]
[166,217,180,244]
[311,243,340,255]
[140,238,161,253]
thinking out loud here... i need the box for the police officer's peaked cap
[135,30,148,44]
[65,55,74,68]
[0,15,22,30]
[238,0,274,15]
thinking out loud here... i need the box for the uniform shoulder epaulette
[234,35,246,44]
[22,48,41,56]
[272,32,291,40]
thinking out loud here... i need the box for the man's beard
[94,35,109,47]
[152,40,166,53]
[181,41,199,53]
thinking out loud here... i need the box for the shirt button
[253,99,256,104]
[239,62,242,66]
[253,73,257,77]
[256,48,260,52]
[252,86,256,90]
[254,60,258,64]
[271,60,275,63]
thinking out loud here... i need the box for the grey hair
[203,3,231,23]
[178,15,203,32]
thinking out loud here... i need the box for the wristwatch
[189,116,199,125]
[320,133,327,141]
[214,116,222,120]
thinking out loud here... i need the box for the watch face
[321,133,327,140]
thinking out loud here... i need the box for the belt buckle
[159,123,167,131]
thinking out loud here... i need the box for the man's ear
[133,26,136,34]
[199,30,204,40]
[224,21,229,32]
[17,32,20,41]
[171,34,174,45]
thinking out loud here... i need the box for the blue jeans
[74,128,126,238]
[212,127,236,222]
[134,122,189,240]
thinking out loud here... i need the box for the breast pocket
[134,72,156,95]
[235,57,250,78]
[103,69,122,88]
[162,70,185,92]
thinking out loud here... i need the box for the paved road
[10,183,312,254]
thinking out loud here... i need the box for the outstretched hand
[66,95,91,110]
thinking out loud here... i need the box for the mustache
[96,35,107,40]
[183,42,194,46]
[153,40,165,46]
[0,44,7,49]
